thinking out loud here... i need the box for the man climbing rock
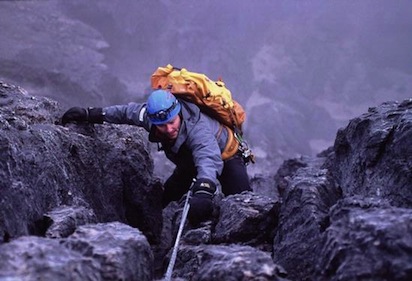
[62,89,252,225]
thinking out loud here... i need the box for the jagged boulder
[271,99,412,280]
[170,244,289,281]
[64,222,153,281]
[0,222,153,281]
[326,100,412,208]
[0,82,162,244]
[156,192,285,280]
[0,235,101,280]
[213,191,280,247]
[316,196,412,281]
[273,156,342,280]
[43,205,97,238]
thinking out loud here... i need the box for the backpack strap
[221,126,239,160]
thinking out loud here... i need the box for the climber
[61,89,252,225]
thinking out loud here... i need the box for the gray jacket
[102,99,229,183]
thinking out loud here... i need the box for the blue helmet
[147,89,181,125]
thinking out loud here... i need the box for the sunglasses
[147,100,179,122]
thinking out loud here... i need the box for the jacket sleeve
[185,114,223,183]
[102,102,151,131]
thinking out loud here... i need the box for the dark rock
[0,82,162,244]
[0,236,101,280]
[213,191,280,247]
[273,157,342,281]
[0,222,153,281]
[316,196,412,281]
[43,205,97,238]
[63,222,153,281]
[183,221,213,245]
[274,155,325,197]
[152,201,181,278]
[172,244,289,281]
[158,192,282,279]
[326,100,412,208]
[157,204,215,279]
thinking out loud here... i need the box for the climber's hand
[188,178,216,226]
[61,107,103,125]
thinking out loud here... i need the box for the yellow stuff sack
[151,64,246,131]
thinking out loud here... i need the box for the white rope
[164,189,192,281]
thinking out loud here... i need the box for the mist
[1,0,411,177]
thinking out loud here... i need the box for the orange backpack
[150,64,246,132]
[151,64,255,164]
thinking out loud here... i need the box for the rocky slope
[0,82,411,280]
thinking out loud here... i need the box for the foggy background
[1,0,411,179]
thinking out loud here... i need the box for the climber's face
[155,114,181,140]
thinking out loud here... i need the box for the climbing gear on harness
[164,183,193,281]
[234,129,255,165]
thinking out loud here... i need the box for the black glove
[61,107,104,125]
[188,178,217,226]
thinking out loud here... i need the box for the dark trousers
[162,153,251,207]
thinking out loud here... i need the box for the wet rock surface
[1,83,412,280]
[0,82,162,243]
[316,197,412,281]
[326,100,412,208]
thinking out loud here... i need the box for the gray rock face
[316,197,412,281]
[64,222,153,281]
[1,82,412,280]
[0,236,102,281]
[213,191,280,246]
[173,244,288,281]
[44,205,97,238]
[0,222,153,281]
[273,158,341,280]
[0,82,162,244]
[156,192,286,279]
[327,100,412,208]
[271,100,412,281]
